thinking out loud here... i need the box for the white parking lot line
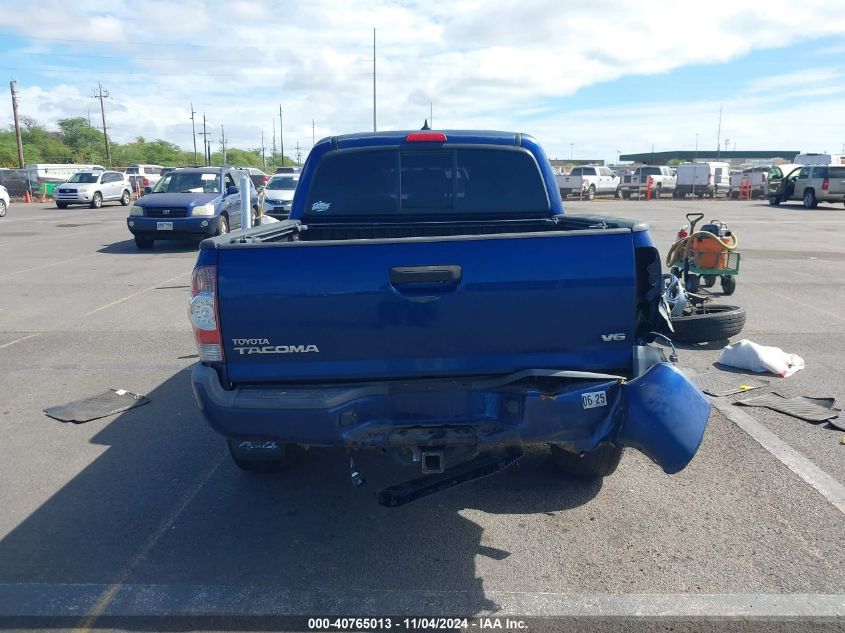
[712,399,845,514]
[0,584,842,618]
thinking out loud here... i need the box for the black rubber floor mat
[692,372,768,397]
[735,392,841,423]
[44,389,150,424]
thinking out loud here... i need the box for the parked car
[188,129,711,500]
[261,173,299,219]
[728,165,771,199]
[126,167,259,249]
[0,184,9,217]
[620,165,677,199]
[789,165,845,208]
[674,162,730,198]
[274,166,301,174]
[556,165,620,199]
[53,170,131,209]
[126,164,164,192]
[235,167,270,192]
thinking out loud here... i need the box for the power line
[190,103,198,166]
[91,83,111,166]
[9,81,25,169]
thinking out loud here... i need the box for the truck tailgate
[216,230,637,383]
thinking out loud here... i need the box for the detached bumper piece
[193,360,711,475]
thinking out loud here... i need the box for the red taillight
[822,178,829,191]
[405,132,447,142]
[143,177,150,186]
[189,265,223,362]
[263,175,270,183]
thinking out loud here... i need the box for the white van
[794,153,845,166]
[674,162,731,198]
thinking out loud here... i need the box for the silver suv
[53,170,131,208]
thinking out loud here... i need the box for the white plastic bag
[718,340,805,377]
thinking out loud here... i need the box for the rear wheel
[134,235,154,249]
[90,192,103,209]
[670,304,746,344]
[120,190,131,206]
[586,185,596,200]
[551,444,623,479]
[768,196,780,206]
[721,275,736,295]
[803,189,818,209]
[685,273,700,292]
[615,186,622,199]
[0,200,6,217]
[228,439,290,473]
[651,185,661,200]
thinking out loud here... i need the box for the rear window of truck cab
[304,148,550,217]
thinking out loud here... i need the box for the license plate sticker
[157,221,173,231]
[582,390,607,409]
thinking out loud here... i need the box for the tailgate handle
[389,265,462,286]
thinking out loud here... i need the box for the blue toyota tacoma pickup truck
[189,130,710,505]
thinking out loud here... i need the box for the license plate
[157,221,173,231]
[582,390,607,409]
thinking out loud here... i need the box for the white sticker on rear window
[582,390,607,409]
[201,173,217,181]
[311,201,331,212]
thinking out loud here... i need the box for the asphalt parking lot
[0,198,843,631]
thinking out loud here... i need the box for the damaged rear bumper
[192,361,710,474]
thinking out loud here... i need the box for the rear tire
[134,235,154,249]
[721,275,736,295]
[120,190,131,206]
[768,196,780,206]
[0,200,6,217]
[685,274,700,292]
[551,444,623,479]
[670,304,746,344]
[622,190,631,199]
[651,185,661,200]
[803,189,818,209]
[586,185,596,201]
[228,439,290,473]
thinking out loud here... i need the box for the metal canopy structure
[619,150,800,165]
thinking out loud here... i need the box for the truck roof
[328,130,526,150]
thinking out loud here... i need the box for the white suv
[53,170,132,208]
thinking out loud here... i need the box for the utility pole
[295,142,302,165]
[9,81,25,169]
[694,133,699,162]
[190,103,198,166]
[220,125,226,166]
[724,138,730,153]
[91,83,112,166]
[197,113,211,166]
[569,143,573,161]
[272,118,277,168]
[373,27,377,132]
[261,130,266,167]
[715,104,723,161]
[279,106,284,167]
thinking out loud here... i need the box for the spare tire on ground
[670,304,746,344]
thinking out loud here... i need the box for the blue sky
[1,0,844,163]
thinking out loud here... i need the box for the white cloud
[1,0,844,163]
